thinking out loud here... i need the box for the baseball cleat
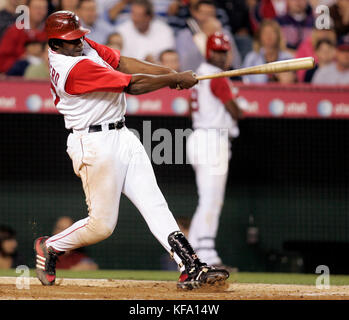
[34,236,63,286]
[168,231,230,290]
[212,263,238,274]
[177,265,229,290]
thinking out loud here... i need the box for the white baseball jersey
[45,38,185,270]
[48,38,132,130]
[191,62,239,138]
[187,62,239,265]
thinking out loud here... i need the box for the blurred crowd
[0,218,98,270]
[0,0,348,84]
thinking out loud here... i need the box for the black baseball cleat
[177,265,229,290]
[168,231,229,290]
[34,236,63,286]
[212,263,238,274]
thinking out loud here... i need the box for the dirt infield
[0,277,349,300]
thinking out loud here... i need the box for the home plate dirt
[0,277,349,300]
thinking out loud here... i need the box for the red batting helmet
[206,32,230,60]
[45,11,90,40]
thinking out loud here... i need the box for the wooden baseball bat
[195,57,315,80]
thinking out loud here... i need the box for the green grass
[1,269,349,286]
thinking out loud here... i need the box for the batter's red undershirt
[65,38,132,95]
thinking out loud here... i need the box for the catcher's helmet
[45,11,90,40]
[206,32,230,60]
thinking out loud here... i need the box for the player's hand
[171,71,198,90]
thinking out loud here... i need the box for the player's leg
[121,129,182,264]
[186,129,230,265]
[121,129,229,289]
[35,131,125,285]
[188,164,228,265]
[46,132,125,251]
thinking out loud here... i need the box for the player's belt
[89,120,125,133]
[69,120,125,133]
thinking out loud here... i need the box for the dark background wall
[1,114,349,273]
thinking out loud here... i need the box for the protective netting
[1,113,349,273]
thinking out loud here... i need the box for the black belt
[69,120,125,133]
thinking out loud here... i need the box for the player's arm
[65,59,197,96]
[223,100,242,121]
[119,56,194,95]
[65,59,132,95]
[210,77,242,121]
[125,71,197,95]
[117,56,176,75]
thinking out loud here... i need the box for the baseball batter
[33,11,229,290]
[186,32,241,269]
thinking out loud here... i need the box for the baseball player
[33,11,229,290]
[186,32,241,270]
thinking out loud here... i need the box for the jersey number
[49,66,60,107]
[190,88,199,112]
[50,67,60,86]
[50,83,60,107]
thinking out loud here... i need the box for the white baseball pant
[186,128,231,265]
[45,125,183,267]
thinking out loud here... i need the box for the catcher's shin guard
[168,231,229,289]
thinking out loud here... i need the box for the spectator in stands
[276,0,314,53]
[0,0,24,41]
[78,0,115,44]
[52,216,99,270]
[242,19,293,83]
[273,70,298,83]
[312,35,349,85]
[308,0,336,11]
[246,0,290,28]
[152,0,173,18]
[214,0,252,35]
[104,0,173,26]
[116,0,175,62]
[159,49,180,71]
[24,42,50,79]
[329,0,349,39]
[101,0,132,26]
[106,32,123,51]
[0,0,48,74]
[0,225,24,269]
[296,28,336,61]
[295,27,336,81]
[304,38,335,82]
[167,0,230,35]
[271,0,288,17]
[247,0,277,34]
[55,0,79,12]
[6,39,44,76]
[212,0,253,60]
[175,1,241,71]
